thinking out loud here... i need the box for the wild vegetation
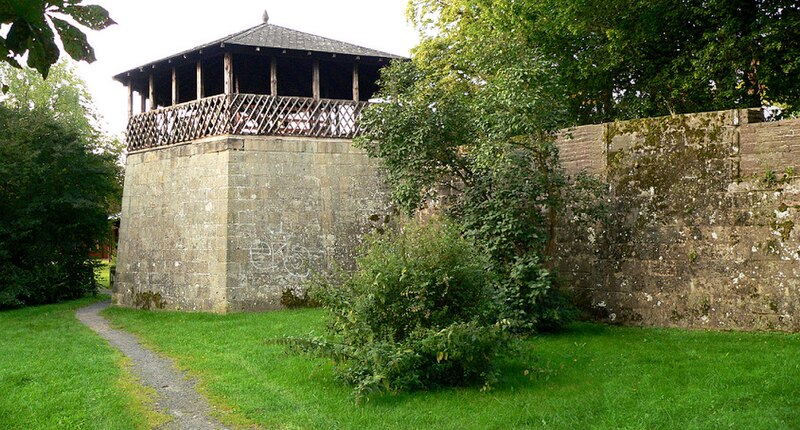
[281,220,511,400]
[287,0,595,397]
[0,62,122,308]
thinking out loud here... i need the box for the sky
[75,0,419,137]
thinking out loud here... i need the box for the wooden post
[140,91,147,113]
[270,57,278,96]
[196,60,204,100]
[223,52,234,96]
[352,64,360,102]
[312,59,320,100]
[171,67,178,106]
[148,74,155,111]
[127,81,134,118]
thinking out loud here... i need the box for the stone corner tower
[111,22,400,312]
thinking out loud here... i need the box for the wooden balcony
[125,94,369,152]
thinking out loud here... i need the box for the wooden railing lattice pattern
[126,94,369,151]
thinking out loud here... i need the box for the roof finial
[262,9,270,24]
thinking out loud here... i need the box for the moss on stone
[133,291,165,310]
[773,220,795,241]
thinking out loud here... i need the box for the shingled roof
[220,23,403,58]
[114,23,403,82]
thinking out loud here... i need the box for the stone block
[556,109,800,332]
[114,135,391,313]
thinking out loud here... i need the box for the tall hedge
[0,106,119,308]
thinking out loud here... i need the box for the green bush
[283,219,510,401]
[456,148,581,332]
[0,106,119,308]
[280,286,320,309]
[495,254,578,333]
[358,59,610,335]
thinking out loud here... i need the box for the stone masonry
[113,135,391,312]
[556,109,800,331]
[115,108,800,330]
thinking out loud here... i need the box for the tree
[358,1,659,332]
[358,0,799,291]
[0,3,118,308]
[0,0,114,89]
[358,58,590,332]
[1,60,98,139]
[407,0,800,124]
[356,30,584,331]
[0,60,121,309]
[0,60,124,194]
[0,105,121,308]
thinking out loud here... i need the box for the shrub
[358,59,610,335]
[456,148,582,332]
[494,254,578,333]
[282,218,510,401]
[0,106,119,308]
[280,286,320,309]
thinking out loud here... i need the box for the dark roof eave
[113,46,404,84]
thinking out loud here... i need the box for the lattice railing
[126,94,369,151]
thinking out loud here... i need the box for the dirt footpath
[76,300,230,430]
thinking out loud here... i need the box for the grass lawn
[0,296,162,430]
[102,307,800,430]
[94,259,113,289]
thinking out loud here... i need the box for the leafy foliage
[456,148,560,265]
[357,59,593,332]
[454,148,589,332]
[1,61,100,138]
[357,60,480,214]
[407,0,800,123]
[281,219,510,401]
[358,1,643,334]
[0,105,120,308]
[494,254,581,333]
[0,0,114,88]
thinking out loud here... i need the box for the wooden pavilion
[112,17,401,312]
[113,18,403,151]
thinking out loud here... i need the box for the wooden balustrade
[125,94,369,151]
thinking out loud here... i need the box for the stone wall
[556,109,800,331]
[113,135,391,312]
[115,109,800,327]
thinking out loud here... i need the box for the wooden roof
[113,23,404,83]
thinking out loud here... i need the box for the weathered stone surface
[113,135,391,312]
[557,108,800,331]
[115,108,799,330]
[556,124,606,177]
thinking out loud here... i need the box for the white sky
[75,0,419,138]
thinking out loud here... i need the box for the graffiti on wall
[249,238,313,277]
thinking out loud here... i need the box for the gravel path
[76,300,230,430]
